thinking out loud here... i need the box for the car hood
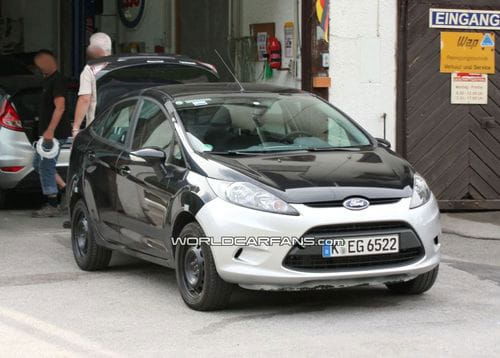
[203,148,414,203]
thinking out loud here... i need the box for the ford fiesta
[67,83,441,311]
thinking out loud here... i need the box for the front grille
[283,222,425,271]
[304,198,401,208]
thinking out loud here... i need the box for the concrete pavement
[441,212,500,240]
[0,209,499,357]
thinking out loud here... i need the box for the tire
[71,199,112,271]
[175,222,233,311]
[0,189,6,209]
[386,265,439,294]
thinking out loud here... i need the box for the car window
[99,64,218,87]
[175,94,371,153]
[98,100,137,145]
[132,99,174,151]
[0,56,33,76]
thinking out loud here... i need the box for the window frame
[128,96,187,167]
[90,96,140,149]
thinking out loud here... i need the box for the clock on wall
[117,0,146,28]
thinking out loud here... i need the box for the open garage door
[397,0,500,210]
[176,0,233,81]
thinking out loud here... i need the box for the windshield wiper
[208,147,362,155]
[304,147,362,152]
[208,150,265,156]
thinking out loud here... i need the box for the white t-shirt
[78,65,97,126]
[79,62,108,126]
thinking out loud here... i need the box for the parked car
[67,82,441,311]
[0,55,63,208]
[0,54,218,208]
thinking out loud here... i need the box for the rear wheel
[0,189,6,209]
[71,199,112,271]
[175,222,233,311]
[386,265,439,294]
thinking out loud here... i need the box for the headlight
[207,178,298,215]
[410,173,431,209]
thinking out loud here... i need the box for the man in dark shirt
[32,50,71,217]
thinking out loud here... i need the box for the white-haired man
[72,32,112,136]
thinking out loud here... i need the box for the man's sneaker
[32,205,62,218]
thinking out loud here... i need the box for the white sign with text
[451,73,488,104]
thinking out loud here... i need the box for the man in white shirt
[72,32,112,136]
[63,33,112,228]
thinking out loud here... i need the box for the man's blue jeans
[32,139,66,196]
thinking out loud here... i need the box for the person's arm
[43,96,65,140]
[72,94,91,136]
[72,66,93,136]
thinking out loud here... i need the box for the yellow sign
[440,32,495,74]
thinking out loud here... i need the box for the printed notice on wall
[257,32,268,62]
[451,73,488,104]
[440,32,495,74]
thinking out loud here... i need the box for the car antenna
[214,49,245,92]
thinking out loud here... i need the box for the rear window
[0,57,33,76]
[99,64,218,86]
[11,88,41,119]
[96,63,219,116]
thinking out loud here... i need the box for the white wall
[329,0,398,145]
[241,0,301,88]
[1,0,58,52]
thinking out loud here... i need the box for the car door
[83,98,138,245]
[115,97,187,260]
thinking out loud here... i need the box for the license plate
[322,235,399,258]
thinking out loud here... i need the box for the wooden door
[397,0,500,210]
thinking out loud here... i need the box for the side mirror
[130,147,166,164]
[375,138,391,148]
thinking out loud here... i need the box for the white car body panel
[195,194,441,290]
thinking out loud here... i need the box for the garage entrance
[397,0,500,210]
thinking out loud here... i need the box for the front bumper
[195,196,441,290]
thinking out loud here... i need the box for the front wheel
[175,222,233,311]
[386,265,439,294]
[71,199,112,271]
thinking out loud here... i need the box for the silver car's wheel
[0,189,7,209]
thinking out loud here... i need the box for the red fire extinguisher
[267,36,282,70]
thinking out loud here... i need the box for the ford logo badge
[343,198,370,210]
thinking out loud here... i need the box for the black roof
[148,82,305,99]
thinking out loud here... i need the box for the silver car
[0,54,219,208]
[0,56,72,208]
[0,97,72,208]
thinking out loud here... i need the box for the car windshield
[174,93,371,154]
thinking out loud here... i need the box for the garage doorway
[397,0,500,210]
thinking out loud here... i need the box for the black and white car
[67,83,441,311]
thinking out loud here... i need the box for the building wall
[329,0,398,146]
[240,0,301,88]
[100,0,173,53]
[1,0,58,53]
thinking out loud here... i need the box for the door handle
[86,151,96,161]
[119,165,131,176]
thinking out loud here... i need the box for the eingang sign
[430,8,500,30]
